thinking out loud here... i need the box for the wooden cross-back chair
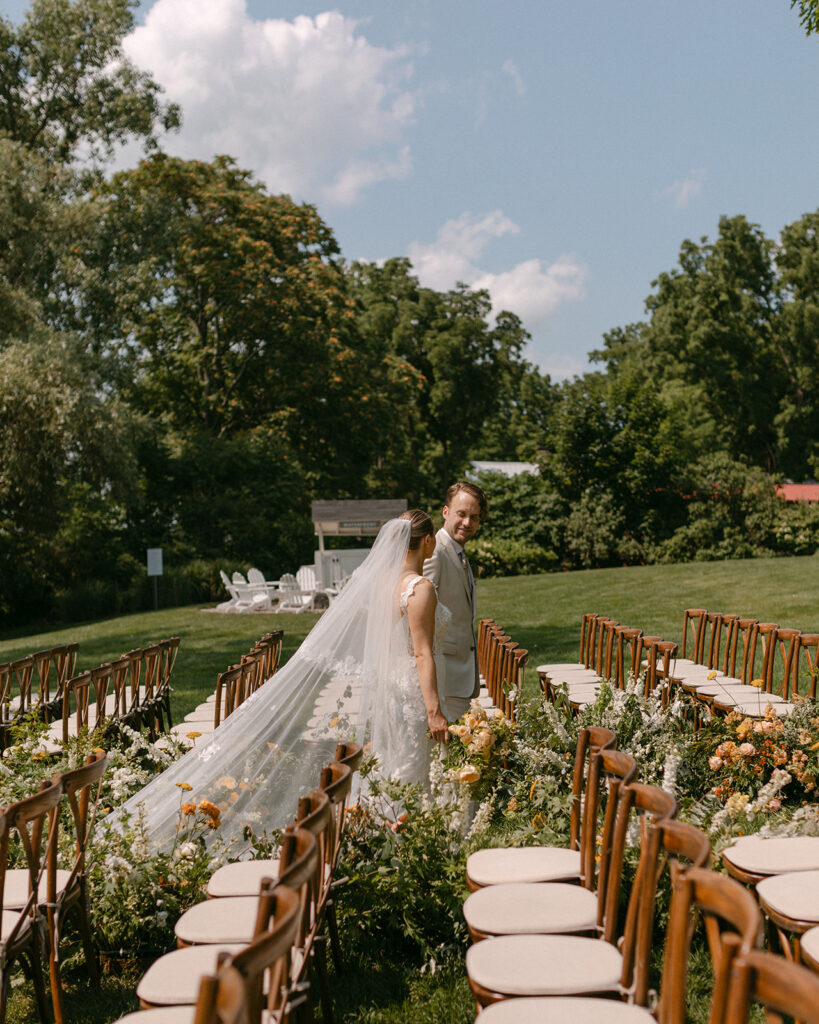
[614,626,642,689]
[251,629,284,679]
[725,948,819,1024]
[681,607,707,663]
[465,767,680,1012]
[472,820,714,1024]
[765,626,802,700]
[477,618,496,681]
[213,664,243,729]
[721,617,759,682]
[465,726,617,892]
[0,777,64,1023]
[157,636,180,730]
[45,749,108,1024]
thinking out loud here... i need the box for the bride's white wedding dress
[374,575,451,786]
[114,519,449,852]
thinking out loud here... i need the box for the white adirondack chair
[230,571,272,613]
[275,572,315,613]
[216,570,240,612]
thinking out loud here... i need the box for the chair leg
[74,887,100,986]
[27,948,52,1024]
[325,900,344,975]
[312,935,335,1024]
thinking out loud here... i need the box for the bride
[117,510,451,851]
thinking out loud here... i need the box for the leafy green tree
[0,333,136,621]
[791,0,819,35]
[350,258,533,500]
[77,155,399,494]
[0,0,179,163]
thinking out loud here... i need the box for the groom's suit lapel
[441,530,472,606]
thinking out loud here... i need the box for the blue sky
[3,0,819,378]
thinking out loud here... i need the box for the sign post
[147,548,163,611]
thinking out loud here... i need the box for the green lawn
[3,552,817,718]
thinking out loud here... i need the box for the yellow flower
[181,802,196,816]
[529,779,539,801]
[531,812,546,831]
[458,765,480,784]
[329,716,339,728]
[176,782,193,791]
[749,678,764,689]
[810,741,819,752]
[186,731,202,740]
[707,671,717,680]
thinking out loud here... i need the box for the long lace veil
[115,518,411,852]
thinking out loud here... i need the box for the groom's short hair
[444,481,488,522]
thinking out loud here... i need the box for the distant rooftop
[470,460,540,479]
[776,483,819,502]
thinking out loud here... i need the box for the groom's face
[442,492,482,546]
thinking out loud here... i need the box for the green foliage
[471,537,558,577]
[791,0,819,35]
[0,0,180,164]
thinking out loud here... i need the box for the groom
[423,481,487,722]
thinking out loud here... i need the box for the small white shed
[310,499,408,587]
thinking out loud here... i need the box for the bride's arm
[406,579,449,743]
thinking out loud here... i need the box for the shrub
[471,538,558,578]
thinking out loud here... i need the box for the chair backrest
[794,633,819,700]
[160,636,180,687]
[214,664,243,728]
[296,566,317,591]
[60,671,93,743]
[334,741,364,772]
[0,777,63,946]
[660,865,761,1024]
[228,884,301,1024]
[319,760,353,881]
[681,608,707,662]
[720,618,758,682]
[50,749,108,899]
[764,626,802,699]
[584,780,679,1008]
[582,748,638,897]
[247,567,266,586]
[580,613,600,666]
[614,626,643,689]
[724,948,819,1024]
[567,726,616,853]
[231,571,247,585]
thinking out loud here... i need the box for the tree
[791,0,819,35]
[0,0,179,164]
[0,332,136,621]
[350,258,533,499]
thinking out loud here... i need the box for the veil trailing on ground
[115,519,412,853]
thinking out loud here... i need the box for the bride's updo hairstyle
[399,509,434,550]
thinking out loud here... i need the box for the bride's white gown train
[114,520,448,851]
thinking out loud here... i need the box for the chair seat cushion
[2,868,73,908]
[0,908,30,942]
[757,869,819,923]
[729,700,795,718]
[467,847,581,887]
[114,1009,197,1024]
[466,934,622,996]
[536,664,588,674]
[700,684,783,701]
[174,897,258,945]
[801,925,819,967]
[463,882,598,936]
[723,837,819,876]
[183,706,216,722]
[207,859,281,898]
[136,944,245,1005]
[478,996,655,1023]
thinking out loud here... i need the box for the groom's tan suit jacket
[423,527,479,717]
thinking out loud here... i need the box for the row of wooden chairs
[0,749,108,1024]
[476,620,528,720]
[116,741,363,1024]
[0,642,79,747]
[672,608,819,709]
[537,613,679,710]
[171,631,284,746]
[35,638,180,753]
[462,726,819,1022]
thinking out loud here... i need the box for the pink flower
[709,756,723,770]
[767,799,782,812]
[739,743,756,757]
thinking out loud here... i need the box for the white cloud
[660,169,706,209]
[502,59,526,97]
[408,211,587,332]
[122,0,416,205]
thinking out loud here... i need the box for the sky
[3,0,819,379]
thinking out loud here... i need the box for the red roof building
[775,483,819,502]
